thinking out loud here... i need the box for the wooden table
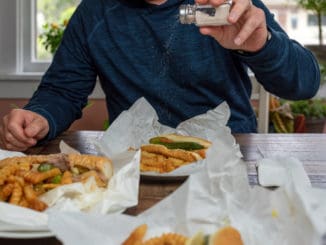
[1,131,326,244]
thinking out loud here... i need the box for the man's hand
[196,0,268,52]
[0,109,49,151]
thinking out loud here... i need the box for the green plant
[39,20,68,54]
[269,97,295,133]
[296,0,326,45]
[289,99,326,119]
[320,62,326,84]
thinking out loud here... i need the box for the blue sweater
[25,0,320,140]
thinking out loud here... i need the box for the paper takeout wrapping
[46,98,326,245]
[95,97,241,177]
[0,141,140,232]
[0,97,236,234]
[48,137,326,245]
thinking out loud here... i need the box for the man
[0,0,320,151]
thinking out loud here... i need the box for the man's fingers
[0,109,49,151]
[6,119,35,145]
[233,9,265,46]
[0,126,31,151]
[24,117,49,140]
[3,131,32,150]
[228,0,252,23]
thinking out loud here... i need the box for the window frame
[17,0,50,73]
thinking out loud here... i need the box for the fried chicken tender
[68,154,112,179]
[140,151,186,173]
[141,145,200,163]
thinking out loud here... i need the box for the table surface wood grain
[2,131,326,245]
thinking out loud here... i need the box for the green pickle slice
[51,175,62,184]
[37,163,54,172]
[149,137,204,150]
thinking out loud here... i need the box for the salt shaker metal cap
[179,0,232,26]
[179,4,196,24]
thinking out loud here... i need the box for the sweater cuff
[232,27,283,65]
[23,106,57,144]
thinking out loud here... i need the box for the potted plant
[269,97,326,133]
[39,19,69,54]
[269,96,295,133]
[289,99,326,132]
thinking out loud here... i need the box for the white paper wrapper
[95,97,240,177]
[48,138,326,245]
[0,143,140,232]
[47,99,326,245]
[257,157,311,188]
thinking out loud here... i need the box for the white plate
[0,230,54,239]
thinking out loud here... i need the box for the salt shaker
[179,0,232,26]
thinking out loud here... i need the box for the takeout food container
[0,97,235,235]
[49,136,326,245]
[95,97,241,178]
[0,142,140,233]
[45,98,326,245]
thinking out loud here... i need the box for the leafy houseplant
[269,97,326,133]
[290,99,326,119]
[39,20,68,54]
[289,99,326,133]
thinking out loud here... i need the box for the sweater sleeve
[234,0,320,100]
[24,2,97,141]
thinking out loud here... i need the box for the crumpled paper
[0,143,140,232]
[49,138,326,245]
[95,97,241,177]
[257,157,311,188]
[47,99,326,245]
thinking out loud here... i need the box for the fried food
[0,153,113,211]
[143,233,187,245]
[141,134,211,173]
[123,224,148,245]
[123,225,243,245]
[123,224,187,245]
[209,226,243,245]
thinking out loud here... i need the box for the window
[17,0,79,73]
[307,14,326,27]
[291,16,298,29]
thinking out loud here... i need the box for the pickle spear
[149,137,205,150]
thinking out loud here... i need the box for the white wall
[0,1,17,74]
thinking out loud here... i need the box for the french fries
[0,153,113,212]
[123,225,244,245]
[123,224,187,245]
